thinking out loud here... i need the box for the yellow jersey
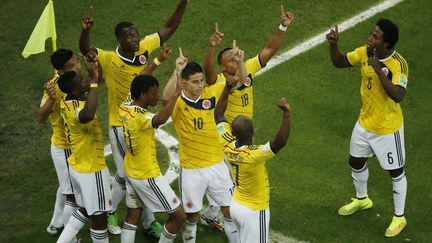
[216,122,274,210]
[40,75,69,149]
[347,46,408,134]
[172,83,225,169]
[60,99,106,173]
[215,55,263,123]
[97,33,161,127]
[119,102,161,179]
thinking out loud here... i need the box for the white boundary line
[104,0,403,242]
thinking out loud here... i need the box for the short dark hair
[115,21,135,38]
[181,62,203,80]
[51,49,73,70]
[130,75,159,100]
[217,47,232,65]
[376,19,399,49]
[57,71,78,94]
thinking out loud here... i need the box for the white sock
[57,210,88,243]
[351,164,369,199]
[223,217,239,243]
[159,224,177,243]
[90,228,109,243]
[63,201,79,226]
[182,220,197,243]
[121,222,137,243]
[204,204,220,220]
[392,172,407,216]
[141,208,156,229]
[111,174,126,212]
[50,188,65,227]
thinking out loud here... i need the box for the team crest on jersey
[244,77,252,87]
[381,67,389,76]
[138,55,147,64]
[186,201,193,209]
[202,99,212,109]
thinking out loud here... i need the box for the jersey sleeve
[250,142,275,163]
[40,90,49,107]
[346,46,366,66]
[140,113,156,130]
[96,48,109,69]
[245,55,263,76]
[392,58,409,89]
[216,122,236,148]
[139,33,162,54]
[210,82,226,98]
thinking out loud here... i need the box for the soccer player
[214,76,291,243]
[79,1,190,235]
[162,48,245,243]
[37,49,81,236]
[119,74,186,243]
[201,5,294,228]
[57,55,112,243]
[326,19,408,237]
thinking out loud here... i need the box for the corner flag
[21,0,57,58]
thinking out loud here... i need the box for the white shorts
[70,167,113,215]
[109,126,127,179]
[230,199,270,243]
[51,144,73,195]
[350,122,406,170]
[180,161,234,213]
[125,175,181,213]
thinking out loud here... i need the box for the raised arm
[79,6,96,55]
[232,41,247,90]
[141,44,172,75]
[163,48,188,103]
[158,0,189,42]
[326,25,351,68]
[152,79,184,128]
[36,82,56,123]
[79,55,99,124]
[204,23,224,85]
[259,5,294,66]
[270,98,291,154]
[214,77,237,123]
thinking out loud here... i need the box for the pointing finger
[88,5,93,18]
[215,23,219,33]
[232,39,236,48]
[179,47,183,57]
[280,5,285,16]
[335,24,338,34]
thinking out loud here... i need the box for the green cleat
[143,221,162,238]
[385,215,407,237]
[338,197,373,216]
[107,212,122,235]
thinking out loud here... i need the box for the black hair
[181,62,203,80]
[115,21,135,38]
[130,75,159,100]
[376,19,399,49]
[217,47,232,65]
[50,49,73,70]
[57,71,78,94]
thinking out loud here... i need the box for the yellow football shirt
[215,55,263,123]
[347,46,408,135]
[60,99,106,173]
[216,122,274,210]
[97,33,161,127]
[119,102,161,179]
[40,75,69,149]
[172,83,225,169]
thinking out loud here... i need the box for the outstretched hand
[367,48,381,73]
[231,40,244,62]
[277,98,291,113]
[209,23,224,47]
[158,43,173,62]
[176,47,188,74]
[83,51,98,80]
[81,5,94,30]
[44,83,57,101]
[326,25,339,45]
[280,5,294,27]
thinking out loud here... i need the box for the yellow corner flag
[22,0,57,58]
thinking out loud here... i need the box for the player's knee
[388,167,404,178]
[171,208,186,225]
[349,155,367,170]
[186,212,199,223]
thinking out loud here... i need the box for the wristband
[153,57,161,66]
[279,24,287,32]
[89,79,98,88]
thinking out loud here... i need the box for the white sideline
[104,0,402,242]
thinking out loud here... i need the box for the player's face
[183,72,205,98]
[367,26,385,50]
[119,26,140,52]
[147,86,160,106]
[221,50,238,76]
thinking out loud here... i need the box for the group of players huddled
[38,1,409,242]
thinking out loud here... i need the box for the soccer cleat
[107,212,122,235]
[338,197,373,216]
[200,215,224,231]
[46,224,63,235]
[143,221,162,238]
[385,215,407,237]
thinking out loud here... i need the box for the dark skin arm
[158,0,189,42]
[368,50,406,103]
[326,25,351,68]
[79,6,96,55]
[79,56,99,124]
[270,98,291,154]
[36,82,56,123]
[214,77,237,123]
